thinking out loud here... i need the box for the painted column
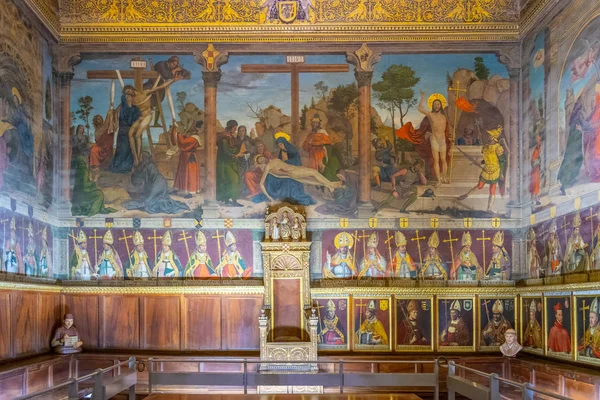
[346,44,381,214]
[195,45,228,217]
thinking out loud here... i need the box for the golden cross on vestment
[69,229,78,247]
[356,298,369,328]
[586,208,600,244]
[212,229,224,257]
[119,230,133,265]
[561,215,571,245]
[89,229,103,267]
[313,299,326,342]
[384,230,394,271]
[179,230,192,260]
[443,230,458,267]
[411,230,426,267]
[147,230,163,263]
[476,230,491,270]
[581,300,590,337]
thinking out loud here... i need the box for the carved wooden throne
[259,206,318,372]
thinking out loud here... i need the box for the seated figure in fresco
[390,232,417,279]
[397,300,429,345]
[153,231,183,278]
[358,232,387,279]
[440,300,470,346]
[543,221,563,276]
[315,169,360,217]
[185,231,216,279]
[481,300,513,346]
[319,299,345,346]
[323,232,356,279]
[373,160,426,214]
[523,300,543,349]
[125,231,152,279]
[527,228,542,278]
[451,232,482,281]
[70,230,95,280]
[486,231,511,280]
[564,212,589,273]
[51,314,83,354]
[578,298,600,358]
[95,230,123,279]
[23,222,38,276]
[38,226,52,277]
[215,231,252,278]
[420,232,447,280]
[371,138,398,187]
[4,217,22,274]
[355,300,388,346]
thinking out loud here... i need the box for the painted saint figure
[397,300,429,345]
[4,217,23,274]
[70,230,94,280]
[355,300,388,346]
[216,120,242,206]
[38,226,52,277]
[530,135,542,205]
[358,232,387,279]
[319,299,345,345]
[171,122,203,198]
[527,228,542,278]
[391,232,416,279]
[89,111,117,182]
[303,114,332,172]
[185,231,215,278]
[323,232,356,279]
[215,231,251,278]
[548,301,571,353]
[420,231,447,280]
[451,232,482,281]
[591,214,600,271]
[564,212,589,273]
[481,300,513,346]
[523,300,543,349]
[95,230,123,279]
[578,298,600,358]
[125,231,152,279]
[440,300,471,346]
[153,231,183,278]
[109,86,141,173]
[543,221,563,275]
[23,222,38,276]
[486,231,511,280]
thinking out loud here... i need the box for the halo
[11,87,22,105]
[274,131,291,142]
[428,93,447,110]
[334,232,354,249]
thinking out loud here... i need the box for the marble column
[347,44,381,216]
[195,45,229,218]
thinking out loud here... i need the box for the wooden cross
[212,230,224,257]
[443,230,458,268]
[357,230,370,267]
[482,299,493,323]
[385,230,394,268]
[561,215,571,245]
[241,58,349,138]
[147,230,163,263]
[581,300,590,338]
[586,208,600,245]
[179,230,192,260]
[447,80,468,183]
[69,229,78,248]
[441,299,453,323]
[313,300,326,342]
[411,230,426,267]
[89,229,103,267]
[119,230,133,265]
[476,230,491,269]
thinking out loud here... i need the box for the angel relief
[265,205,307,241]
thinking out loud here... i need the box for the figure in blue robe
[109,93,141,173]
[252,136,315,205]
[4,100,34,173]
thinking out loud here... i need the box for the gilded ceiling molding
[24,0,60,39]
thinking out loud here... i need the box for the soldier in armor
[95,230,123,279]
[391,232,416,279]
[185,231,215,278]
[544,221,563,275]
[126,231,152,279]
[320,299,345,345]
[578,298,600,358]
[154,231,183,278]
[70,230,94,280]
[523,299,543,349]
[374,159,426,214]
[440,300,471,346]
[358,232,387,279]
[481,299,513,346]
[355,300,388,345]
[458,125,507,212]
[397,300,429,345]
[528,228,542,279]
[565,212,589,273]
[451,232,482,281]
[420,231,447,280]
[486,231,511,280]
[323,232,356,279]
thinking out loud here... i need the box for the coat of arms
[263,0,311,24]
[278,1,297,23]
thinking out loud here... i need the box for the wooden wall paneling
[184,296,222,351]
[100,295,140,350]
[11,292,39,358]
[0,292,11,360]
[38,293,61,354]
[0,368,25,400]
[25,363,50,394]
[62,294,99,349]
[221,295,262,350]
[140,296,180,350]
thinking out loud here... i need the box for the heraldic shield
[278,1,298,23]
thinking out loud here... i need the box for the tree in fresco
[75,96,94,135]
[300,104,309,129]
[474,56,490,80]
[314,81,329,100]
[328,83,359,120]
[176,91,187,112]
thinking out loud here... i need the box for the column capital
[507,68,520,80]
[194,44,229,73]
[355,70,373,87]
[202,70,222,88]
[346,43,381,73]
[496,46,521,71]
[56,51,82,76]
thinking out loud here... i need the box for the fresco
[313,295,350,350]
[521,297,543,353]
[523,30,547,208]
[575,295,600,365]
[528,207,600,278]
[0,208,54,278]
[545,296,572,358]
[37,39,55,208]
[438,297,474,351]
[69,53,510,219]
[478,297,515,349]
[67,228,253,280]
[321,229,513,281]
[557,15,600,200]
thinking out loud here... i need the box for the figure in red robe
[584,89,600,181]
[548,302,571,353]
[244,141,272,197]
[530,135,541,205]
[89,110,117,182]
[171,121,202,198]
[303,115,332,172]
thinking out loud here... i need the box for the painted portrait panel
[313,295,350,350]
[545,296,573,359]
[520,296,544,354]
[353,296,392,351]
[437,297,475,352]
[67,228,253,280]
[396,297,433,351]
[478,297,516,350]
[575,294,600,366]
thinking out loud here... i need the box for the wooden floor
[144,395,422,400]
